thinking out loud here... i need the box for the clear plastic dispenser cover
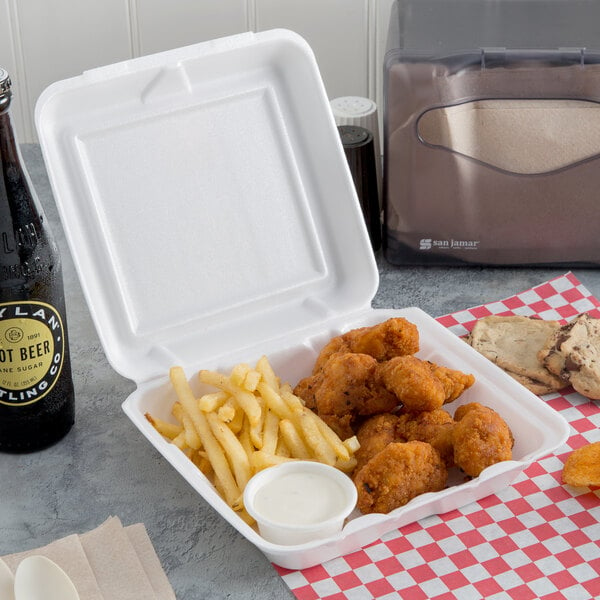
[35,30,377,383]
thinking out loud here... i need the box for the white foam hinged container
[35,30,569,570]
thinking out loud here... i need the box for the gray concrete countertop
[2,144,600,599]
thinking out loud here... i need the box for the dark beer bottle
[0,68,74,452]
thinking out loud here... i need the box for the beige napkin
[2,534,103,600]
[1,516,176,600]
[417,99,600,174]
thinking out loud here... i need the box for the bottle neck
[0,100,19,165]
[0,96,50,261]
[0,99,37,213]
[0,90,11,114]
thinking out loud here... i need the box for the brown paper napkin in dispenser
[1,516,176,600]
[417,99,600,174]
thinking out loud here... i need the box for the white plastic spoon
[0,558,15,600]
[14,556,79,600]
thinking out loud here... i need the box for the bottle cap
[0,68,11,96]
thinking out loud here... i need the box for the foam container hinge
[34,29,569,569]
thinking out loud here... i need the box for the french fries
[145,355,359,517]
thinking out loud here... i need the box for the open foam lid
[35,30,378,383]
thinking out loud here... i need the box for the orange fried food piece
[396,409,456,466]
[378,356,475,412]
[312,336,349,374]
[355,413,403,473]
[562,441,600,487]
[313,317,419,373]
[344,318,420,362]
[378,356,446,412]
[293,371,322,411]
[309,353,399,438]
[354,441,447,514]
[318,413,355,441]
[427,362,475,403]
[453,402,514,477]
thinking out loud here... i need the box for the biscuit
[467,315,566,394]
[539,313,600,400]
[503,372,561,396]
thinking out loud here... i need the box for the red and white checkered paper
[276,272,600,600]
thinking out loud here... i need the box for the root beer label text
[0,301,65,406]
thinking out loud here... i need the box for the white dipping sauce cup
[243,461,358,545]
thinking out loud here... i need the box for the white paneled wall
[1,0,395,143]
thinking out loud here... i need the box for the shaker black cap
[338,125,372,149]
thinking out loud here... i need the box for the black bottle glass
[0,68,74,452]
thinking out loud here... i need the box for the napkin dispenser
[384,0,600,266]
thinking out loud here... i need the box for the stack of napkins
[1,516,176,600]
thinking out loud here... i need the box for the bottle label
[0,300,65,406]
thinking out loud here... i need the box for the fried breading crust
[293,371,322,412]
[428,362,476,403]
[301,353,399,439]
[353,441,448,514]
[377,356,474,413]
[562,441,600,487]
[312,318,420,373]
[355,413,403,473]
[452,402,514,477]
[377,356,446,412]
[396,409,456,467]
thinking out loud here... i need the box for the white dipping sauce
[253,471,348,526]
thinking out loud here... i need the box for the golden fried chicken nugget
[378,356,447,412]
[344,318,420,362]
[312,318,419,373]
[378,356,475,413]
[293,371,322,411]
[354,413,403,473]
[427,362,475,403]
[318,413,355,442]
[453,402,514,477]
[562,441,600,487]
[310,353,399,438]
[312,335,350,374]
[396,409,456,467]
[354,441,447,514]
